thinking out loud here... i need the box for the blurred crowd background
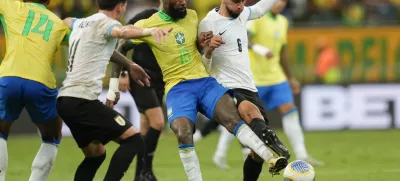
[1,0,400,86]
[37,0,400,27]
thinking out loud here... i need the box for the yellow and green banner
[287,27,400,83]
[1,27,400,85]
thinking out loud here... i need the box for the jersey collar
[266,12,277,21]
[158,10,180,22]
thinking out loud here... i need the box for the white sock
[234,122,273,162]
[214,127,234,158]
[282,110,308,159]
[193,130,203,143]
[179,146,202,181]
[0,138,7,181]
[29,143,59,181]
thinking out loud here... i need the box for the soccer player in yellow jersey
[248,0,324,166]
[111,0,288,180]
[0,0,69,180]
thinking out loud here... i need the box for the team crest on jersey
[175,32,185,45]
[114,115,126,126]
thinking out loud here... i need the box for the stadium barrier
[301,84,400,131]
[9,84,400,135]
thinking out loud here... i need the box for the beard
[226,7,240,19]
[168,4,187,19]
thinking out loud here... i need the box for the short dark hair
[128,9,158,25]
[97,0,127,11]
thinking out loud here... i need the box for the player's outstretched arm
[110,39,135,81]
[109,25,173,44]
[248,0,279,20]
[110,51,150,87]
[114,39,136,92]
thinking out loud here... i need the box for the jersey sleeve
[240,7,252,22]
[0,0,19,15]
[248,0,279,20]
[97,18,122,39]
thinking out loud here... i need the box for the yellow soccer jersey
[248,12,288,86]
[132,10,209,93]
[0,1,70,89]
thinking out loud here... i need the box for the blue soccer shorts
[0,77,58,123]
[257,81,294,110]
[166,77,232,124]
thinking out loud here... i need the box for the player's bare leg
[0,120,11,181]
[213,94,287,175]
[170,118,202,181]
[193,114,219,143]
[29,116,62,181]
[136,108,164,181]
[140,113,150,135]
[279,103,324,166]
[104,127,144,181]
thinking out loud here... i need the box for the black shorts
[233,88,269,124]
[57,97,132,148]
[130,78,164,113]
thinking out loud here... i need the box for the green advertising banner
[287,27,400,83]
[1,27,400,86]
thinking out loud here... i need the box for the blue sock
[178,144,194,150]
[0,135,7,141]
[233,121,246,136]
[42,139,61,145]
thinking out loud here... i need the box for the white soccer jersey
[58,13,121,100]
[199,7,257,92]
[198,0,278,92]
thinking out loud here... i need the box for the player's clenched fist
[199,31,213,48]
[143,27,174,44]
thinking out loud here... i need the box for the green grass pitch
[5,129,400,181]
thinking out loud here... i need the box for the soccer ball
[283,160,315,181]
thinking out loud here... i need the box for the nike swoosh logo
[186,167,195,173]
[219,30,227,35]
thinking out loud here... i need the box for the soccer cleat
[268,157,288,176]
[262,127,291,159]
[140,170,158,181]
[301,157,325,167]
[212,155,230,169]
